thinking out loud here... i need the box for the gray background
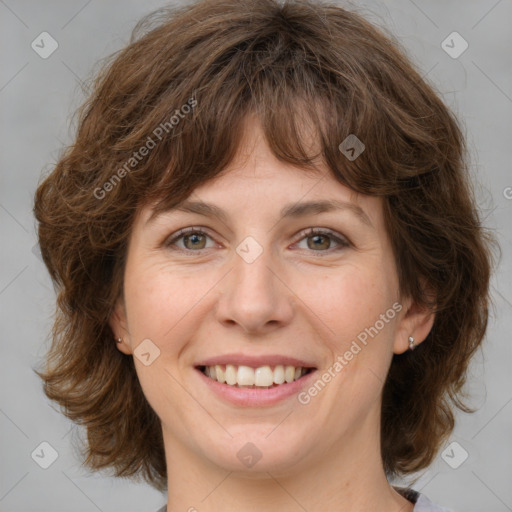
[1,0,511,511]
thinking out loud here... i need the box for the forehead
[137,117,382,229]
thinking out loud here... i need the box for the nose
[214,242,294,335]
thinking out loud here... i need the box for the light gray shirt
[413,493,454,511]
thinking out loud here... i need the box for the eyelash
[163,226,350,256]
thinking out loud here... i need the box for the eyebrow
[145,199,373,229]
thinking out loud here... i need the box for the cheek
[125,273,172,335]
[124,263,219,345]
[123,266,205,421]
[295,263,395,343]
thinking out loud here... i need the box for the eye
[294,228,350,254]
[164,227,216,252]
[163,226,350,255]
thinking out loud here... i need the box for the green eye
[181,232,208,250]
[165,228,214,251]
[294,228,350,253]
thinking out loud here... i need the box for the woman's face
[110,118,433,477]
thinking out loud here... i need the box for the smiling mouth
[196,364,315,388]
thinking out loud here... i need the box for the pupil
[186,234,204,249]
[309,234,329,250]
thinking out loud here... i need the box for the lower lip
[195,368,317,407]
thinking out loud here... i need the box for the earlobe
[393,293,436,354]
[108,299,133,355]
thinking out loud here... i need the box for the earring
[116,337,123,344]
[408,336,415,351]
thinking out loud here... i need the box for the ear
[108,297,133,355]
[393,281,436,354]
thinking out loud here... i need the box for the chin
[197,426,311,475]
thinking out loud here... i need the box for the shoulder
[414,493,455,512]
[394,486,455,512]
[154,492,455,512]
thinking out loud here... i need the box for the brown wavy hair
[33,0,496,492]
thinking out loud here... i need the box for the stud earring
[408,336,415,351]
[116,337,123,344]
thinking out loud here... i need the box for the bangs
[137,75,351,220]
[115,3,431,220]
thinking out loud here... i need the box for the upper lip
[195,353,317,369]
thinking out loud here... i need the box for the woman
[33,0,495,511]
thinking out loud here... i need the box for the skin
[110,116,435,512]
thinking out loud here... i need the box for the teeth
[225,364,237,385]
[285,365,295,383]
[216,365,226,383]
[273,365,285,384]
[201,364,310,387]
[255,366,273,386]
[237,365,255,386]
